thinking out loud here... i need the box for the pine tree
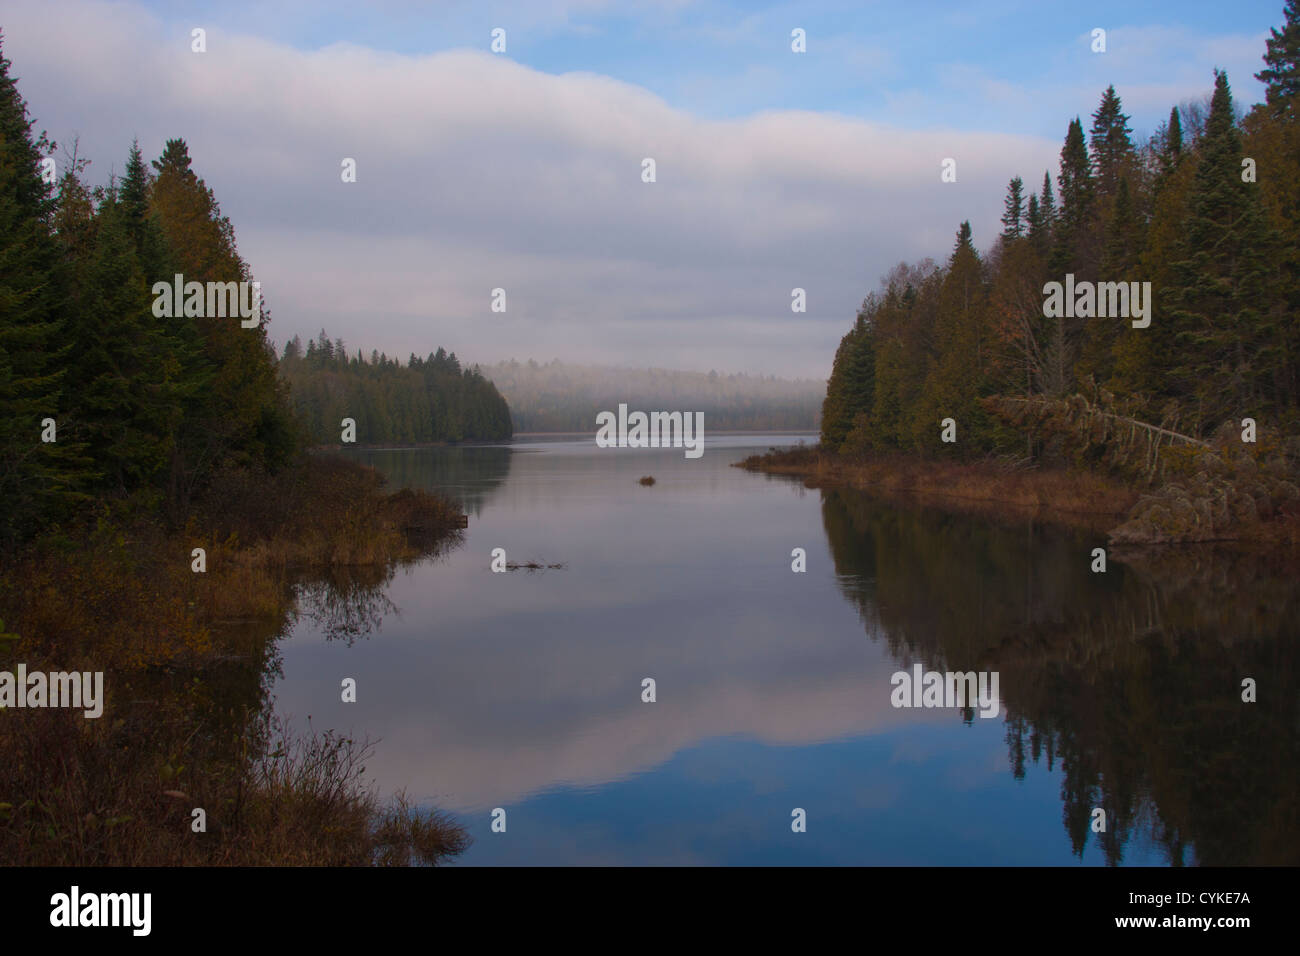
[1033,172,1056,256]
[1154,106,1184,198]
[1025,192,1042,241]
[1089,85,1135,197]
[918,222,996,452]
[63,197,179,490]
[0,31,83,543]
[119,138,171,279]
[1080,176,1140,386]
[1001,176,1025,240]
[1051,118,1094,273]
[1165,71,1277,431]
[821,307,876,452]
[1102,176,1139,275]
[1257,0,1300,116]
[1163,107,1183,169]
[150,137,296,507]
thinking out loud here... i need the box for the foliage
[820,15,1300,478]
[279,334,511,444]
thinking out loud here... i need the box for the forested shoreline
[0,31,471,864]
[280,333,512,445]
[757,7,1300,545]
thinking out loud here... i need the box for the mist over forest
[483,359,824,432]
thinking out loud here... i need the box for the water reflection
[822,488,1300,865]
[269,439,1300,865]
[344,445,513,517]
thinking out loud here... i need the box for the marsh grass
[0,454,471,865]
[736,445,1138,533]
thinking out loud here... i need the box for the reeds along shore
[736,442,1300,545]
[0,454,472,866]
[737,445,1136,524]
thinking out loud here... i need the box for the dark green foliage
[279,333,512,445]
[822,307,876,450]
[0,34,308,545]
[0,32,80,545]
[1162,71,1278,432]
[62,197,181,491]
[1051,117,1095,273]
[1257,0,1300,114]
[820,18,1300,465]
[1156,106,1184,189]
[1001,176,1025,240]
[1089,84,1135,198]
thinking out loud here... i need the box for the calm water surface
[268,434,1300,865]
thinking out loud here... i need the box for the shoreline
[0,454,472,866]
[738,446,1134,537]
[736,445,1300,547]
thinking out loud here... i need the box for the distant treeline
[822,9,1300,465]
[279,333,512,445]
[484,359,824,432]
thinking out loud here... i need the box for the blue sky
[5,1,1287,376]
[133,0,1279,135]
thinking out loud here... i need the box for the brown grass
[0,454,471,866]
[736,445,1138,533]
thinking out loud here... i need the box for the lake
[268,434,1300,865]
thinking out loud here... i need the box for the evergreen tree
[1001,176,1025,240]
[1040,171,1057,226]
[63,197,179,490]
[1153,106,1184,198]
[1079,176,1141,386]
[280,331,512,445]
[150,137,295,507]
[1165,71,1277,430]
[1257,0,1300,115]
[918,222,996,452]
[1026,192,1042,242]
[1052,118,1095,274]
[1089,85,1135,197]
[822,306,876,450]
[1162,107,1184,170]
[119,138,171,279]
[0,32,81,543]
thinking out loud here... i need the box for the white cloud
[5,0,1062,376]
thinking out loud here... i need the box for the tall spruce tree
[64,195,183,491]
[1025,192,1042,244]
[918,222,996,452]
[150,138,295,508]
[1257,0,1300,116]
[1001,176,1025,240]
[821,306,876,450]
[1165,71,1277,430]
[0,31,83,544]
[1154,105,1184,198]
[1040,171,1056,225]
[1089,85,1135,197]
[1052,118,1095,274]
[1033,172,1056,256]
